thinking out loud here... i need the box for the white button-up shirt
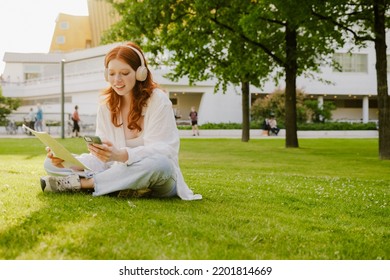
[80,88,202,200]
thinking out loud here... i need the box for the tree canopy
[311,0,389,159]
[103,0,386,150]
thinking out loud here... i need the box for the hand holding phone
[83,135,102,145]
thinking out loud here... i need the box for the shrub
[297,122,377,130]
[177,122,376,130]
[251,88,336,125]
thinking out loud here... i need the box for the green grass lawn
[0,137,389,260]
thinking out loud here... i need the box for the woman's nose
[115,74,122,81]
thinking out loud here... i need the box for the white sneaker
[40,175,81,192]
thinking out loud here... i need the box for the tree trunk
[241,80,250,142]
[374,0,390,159]
[284,22,299,148]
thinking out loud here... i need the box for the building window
[24,73,40,80]
[60,21,69,30]
[333,53,368,73]
[56,36,65,45]
[23,65,41,80]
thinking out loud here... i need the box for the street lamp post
[61,59,65,139]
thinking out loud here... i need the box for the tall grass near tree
[0,138,389,259]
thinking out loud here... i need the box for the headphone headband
[125,45,145,69]
[104,44,148,82]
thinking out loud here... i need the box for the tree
[104,0,344,147]
[104,0,273,142]
[0,87,20,125]
[236,0,345,147]
[312,0,390,159]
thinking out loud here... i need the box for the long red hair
[102,43,156,132]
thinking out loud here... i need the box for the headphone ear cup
[136,66,148,81]
[104,68,108,82]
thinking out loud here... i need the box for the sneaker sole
[40,178,47,192]
[40,177,53,192]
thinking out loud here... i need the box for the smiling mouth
[115,85,125,89]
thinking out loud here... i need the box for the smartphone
[83,135,102,145]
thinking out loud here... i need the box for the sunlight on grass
[0,138,389,260]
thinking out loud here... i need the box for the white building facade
[1,38,389,126]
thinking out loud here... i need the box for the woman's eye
[108,71,130,77]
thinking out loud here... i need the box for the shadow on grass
[0,192,96,259]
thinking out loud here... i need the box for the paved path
[179,129,378,139]
[0,129,378,139]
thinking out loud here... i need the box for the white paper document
[23,124,91,170]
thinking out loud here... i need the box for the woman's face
[107,58,136,97]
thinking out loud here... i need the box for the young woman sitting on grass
[40,43,202,201]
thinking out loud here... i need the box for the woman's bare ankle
[80,178,94,189]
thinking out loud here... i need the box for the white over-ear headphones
[104,45,148,82]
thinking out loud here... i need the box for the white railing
[0,70,104,88]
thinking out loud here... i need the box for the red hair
[102,42,156,132]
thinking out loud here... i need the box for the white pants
[44,154,177,198]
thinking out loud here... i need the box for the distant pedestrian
[35,104,43,131]
[189,106,199,136]
[28,108,36,130]
[72,105,81,137]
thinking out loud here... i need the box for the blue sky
[0,0,88,74]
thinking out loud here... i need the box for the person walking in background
[23,108,36,135]
[72,105,81,137]
[28,107,36,130]
[189,106,199,136]
[35,104,43,131]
